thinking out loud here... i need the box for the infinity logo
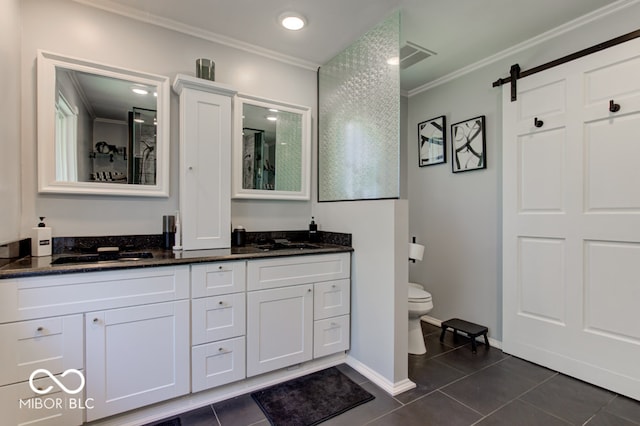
[29,369,85,395]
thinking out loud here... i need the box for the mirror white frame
[36,50,171,197]
[232,93,311,200]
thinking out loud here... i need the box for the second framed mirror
[232,94,311,200]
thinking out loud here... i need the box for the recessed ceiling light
[279,12,306,31]
[266,116,278,121]
[131,87,148,95]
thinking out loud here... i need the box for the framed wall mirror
[232,94,311,200]
[36,50,170,197]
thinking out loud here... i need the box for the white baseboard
[420,315,503,350]
[345,355,416,396]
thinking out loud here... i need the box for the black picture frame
[451,115,486,173]
[417,115,446,167]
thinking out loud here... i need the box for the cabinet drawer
[247,253,350,291]
[314,279,350,320]
[191,261,246,298]
[0,266,190,322]
[192,293,245,345]
[0,373,84,426]
[0,314,83,386]
[192,336,245,393]
[313,315,350,358]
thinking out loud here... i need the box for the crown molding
[72,0,320,72]
[407,0,640,97]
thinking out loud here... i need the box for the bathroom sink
[51,251,153,265]
[254,242,322,251]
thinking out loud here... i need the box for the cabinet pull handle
[534,117,544,128]
[36,326,44,332]
[609,100,621,113]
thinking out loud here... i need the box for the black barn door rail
[492,29,640,101]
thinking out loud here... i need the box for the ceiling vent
[400,41,437,69]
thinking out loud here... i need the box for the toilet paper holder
[409,236,425,263]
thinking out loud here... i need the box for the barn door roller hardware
[492,29,640,102]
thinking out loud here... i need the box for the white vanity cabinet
[246,253,351,377]
[0,265,190,424]
[172,74,237,250]
[190,261,246,392]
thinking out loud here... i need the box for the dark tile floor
[149,322,640,426]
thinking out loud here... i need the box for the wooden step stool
[439,318,489,353]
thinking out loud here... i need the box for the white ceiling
[76,0,618,92]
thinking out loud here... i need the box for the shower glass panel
[318,11,400,201]
[130,107,157,185]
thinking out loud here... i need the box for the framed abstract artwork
[417,115,446,167]
[451,116,486,173]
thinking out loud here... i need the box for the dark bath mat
[251,366,375,426]
[146,417,181,426]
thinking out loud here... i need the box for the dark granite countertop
[0,243,353,279]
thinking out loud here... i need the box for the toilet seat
[408,286,432,303]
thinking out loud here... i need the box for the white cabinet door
[246,285,313,377]
[85,300,190,421]
[174,75,236,250]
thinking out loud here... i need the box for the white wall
[407,1,640,341]
[19,0,315,238]
[314,200,409,388]
[0,0,21,245]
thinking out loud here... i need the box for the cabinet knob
[534,117,544,128]
[188,166,194,171]
[308,288,312,293]
[609,99,621,113]
[219,301,225,305]
[218,266,223,270]
[93,318,99,323]
[36,326,44,332]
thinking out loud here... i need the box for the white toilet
[408,282,433,355]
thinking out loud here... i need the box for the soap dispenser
[31,217,52,257]
[308,217,318,242]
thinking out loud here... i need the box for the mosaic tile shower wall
[318,12,400,201]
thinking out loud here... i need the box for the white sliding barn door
[503,37,640,400]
